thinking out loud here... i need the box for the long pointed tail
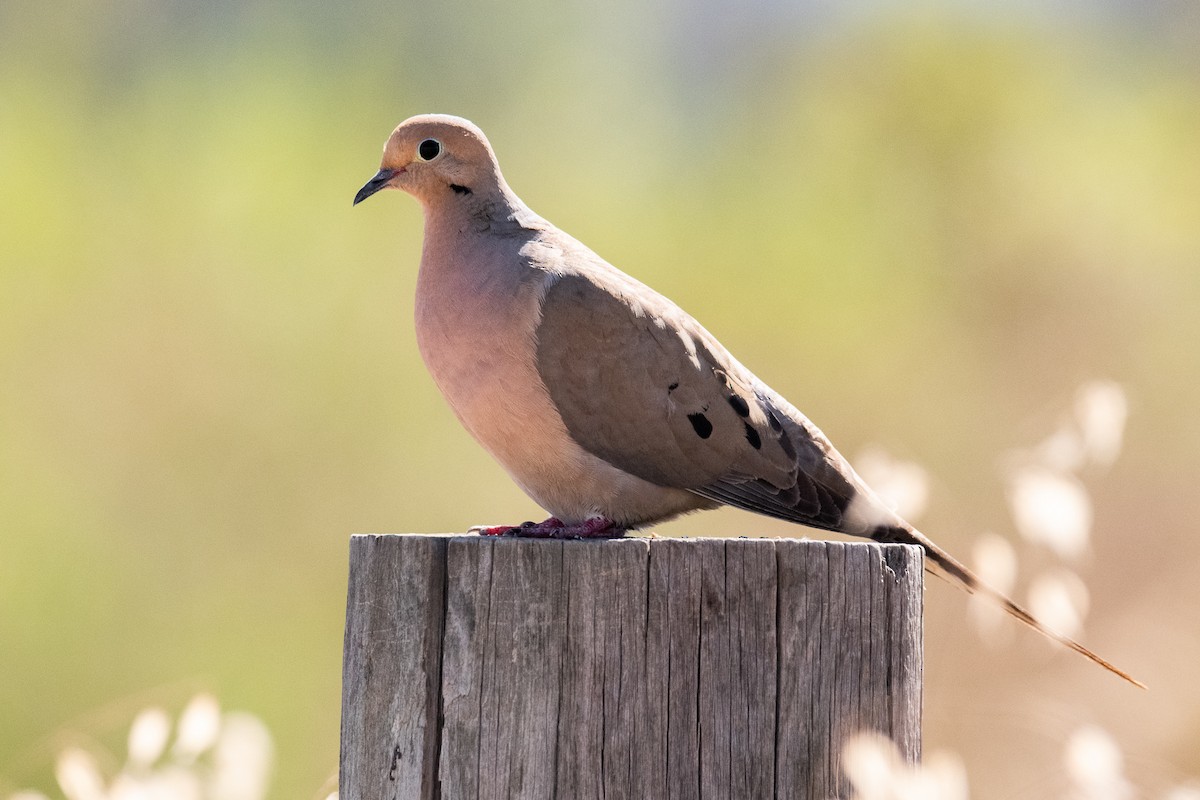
[873,524,1146,689]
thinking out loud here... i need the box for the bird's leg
[469,516,627,539]
[558,517,628,539]
[469,518,563,537]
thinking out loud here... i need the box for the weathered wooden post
[340,535,922,800]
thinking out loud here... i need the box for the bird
[353,113,1144,688]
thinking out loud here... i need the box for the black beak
[353,168,399,205]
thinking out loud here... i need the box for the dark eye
[417,139,441,161]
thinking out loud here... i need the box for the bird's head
[353,114,502,207]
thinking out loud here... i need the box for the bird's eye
[417,139,442,161]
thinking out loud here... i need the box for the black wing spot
[778,428,797,459]
[687,413,713,439]
[449,183,472,195]
[744,422,762,450]
[763,406,796,457]
[727,395,750,418]
[667,382,680,392]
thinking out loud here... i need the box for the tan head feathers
[354,114,505,206]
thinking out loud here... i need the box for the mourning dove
[353,114,1143,687]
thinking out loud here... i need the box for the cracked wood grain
[340,536,922,800]
[339,534,447,800]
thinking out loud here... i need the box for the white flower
[174,695,221,761]
[1027,569,1090,639]
[1064,725,1133,800]
[210,712,273,800]
[969,533,1018,642]
[842,731,968,800]
[55,749,106,800]
[1074,380,1127,468]
[1007,464,1092,559]
[853,446,930,522]
[127,708,171,769]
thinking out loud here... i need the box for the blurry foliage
[2,2,1199,798]
[7,695,273,800]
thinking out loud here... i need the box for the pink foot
[470,516,627,540]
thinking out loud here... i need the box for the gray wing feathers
[535,265,869,535]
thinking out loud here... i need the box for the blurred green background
[3,0,1199,797]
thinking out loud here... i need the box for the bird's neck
[421,181,541,241]
[416,183,539,289]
